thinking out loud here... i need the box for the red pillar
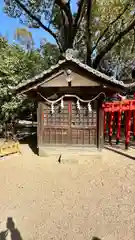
[133,94,135,140]
[116,111,121,144]
[109,112,114,145]
[104,112,107,139]
[133,110,135,140]
[125,110,132,149]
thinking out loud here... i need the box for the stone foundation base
[38,146,102,163]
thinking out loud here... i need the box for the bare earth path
[0,145,135,240]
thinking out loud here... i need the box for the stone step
[58,154,101,164]
[39,146,102,157]
[39,146,102,163]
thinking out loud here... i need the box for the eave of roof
[14,51,134,93]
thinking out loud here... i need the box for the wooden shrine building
[15,50,126,157]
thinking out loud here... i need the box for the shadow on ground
[19,132,38,155]
[0,218,101,240]
[92,238,101,240]
[0,217,23,240]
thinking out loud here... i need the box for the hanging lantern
[88,102,92,112]
[51,103,54,114]
[61,98,64,109]
[77,99,80,110]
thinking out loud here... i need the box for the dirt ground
[0,144,135,240]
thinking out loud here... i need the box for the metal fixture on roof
[65,48,76,60]
[66,69,72,82]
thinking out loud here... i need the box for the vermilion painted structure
[102,100,135,112]
[102,100,135,149]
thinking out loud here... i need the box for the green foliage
[4,0,54,28]
[73,0,135,78]
[91,0,135,75]
[0,36,59,125]
[40,39,60,68]
[4,0,135,74]
[0,38,35,122]
[14,28,34,50]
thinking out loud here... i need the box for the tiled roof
[14,49,134,91]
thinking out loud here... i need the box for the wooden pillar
[37,102,44,148]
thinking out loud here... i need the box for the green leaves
[4,0,54,27]
[3,0,135,81]
[40,40,60,68]
[14,28,34,50]
[0,35,60,124]
[0,38,35,122]
[4,0,135,70]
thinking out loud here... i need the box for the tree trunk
[86,0,92,66]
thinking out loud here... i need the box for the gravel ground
[0,145,135,240]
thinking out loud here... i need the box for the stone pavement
[0,145,135,240]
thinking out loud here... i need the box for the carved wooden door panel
[42,99,97,146]
[71,100,97,145]
[43,101,70,144]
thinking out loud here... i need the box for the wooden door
[43,101,70,145]
[71,100,97,146]
[42,99,97,146]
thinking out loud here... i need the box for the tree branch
[86,0,92,66]
[92,3,129,54]
[14,0,63,52]
[48,0,56,29]
[131,28,135,53]
[60,9,69,50]
[73,33,84,47]
[55,0,73,26]
[73,0,86,38]
[93,17,135,68]
[55,0,74,49]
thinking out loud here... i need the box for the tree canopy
[3,0,135,76]
[14,28,34,50]
[0,35,59,125]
